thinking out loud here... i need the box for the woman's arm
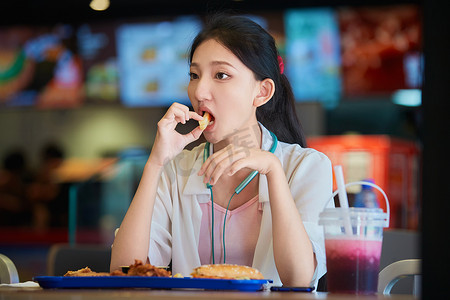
[109,159,164,272]
[110,103,204,272]
[266,159,315,286]
[268,150,332,286]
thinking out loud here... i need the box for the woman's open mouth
[199,111,215,130]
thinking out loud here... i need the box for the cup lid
[319,207,389,228]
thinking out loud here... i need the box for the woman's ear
[253,78,275,107]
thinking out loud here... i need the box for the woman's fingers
[182,126,204,146]
[198,145,278,185]
[227,151,262,176]
[153,103,204,166]
[159,103,203,130]
[189,110,204,121]
[170,104,190,124]
[199,145,250,185]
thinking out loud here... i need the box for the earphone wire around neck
[203,131,278,264]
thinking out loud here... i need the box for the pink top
[198,195,263,266]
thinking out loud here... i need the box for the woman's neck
[213,121,262,153]
[209,121,262,208]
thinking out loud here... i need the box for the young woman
[110,14,333,288]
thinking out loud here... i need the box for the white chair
[378,258,421,296]
[0,253,19,284]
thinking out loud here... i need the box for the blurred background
[0,0,441,290]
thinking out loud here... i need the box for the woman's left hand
[197,144,280,185]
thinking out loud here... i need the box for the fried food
[63,260,171,277]
[127,259,171,277]
[110,270,126,276]
[64,267,110,277]
[191,264,264,280]
[199,112,211,130]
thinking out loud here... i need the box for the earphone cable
[203,131,277,265]
[208,185,236,264]
[222,191,236,264]
[222,192,236,263]
[208,185,215,264]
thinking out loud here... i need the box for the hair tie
[277,55,284,75]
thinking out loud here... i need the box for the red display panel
[338,5,422,96]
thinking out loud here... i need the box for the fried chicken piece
[126,259,171,277]
[110,270,126,276]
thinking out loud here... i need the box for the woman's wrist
[265,153,284,179]
[146,153,167,171]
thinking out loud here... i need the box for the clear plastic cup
[320,207,388,294]
[319,181,389,295]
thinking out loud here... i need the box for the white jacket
[148,124,333,287]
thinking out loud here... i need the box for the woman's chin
[203,133,219,145]
[203,129,222,145]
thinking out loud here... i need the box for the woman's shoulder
[278,140,330,163]
[277,141,332,184]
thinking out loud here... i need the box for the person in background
[27,143,65,230]
[111,14,333,288]
[0,149,31,226]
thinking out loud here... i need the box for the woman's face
[188,39,261,145]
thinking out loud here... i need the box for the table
[0,287,417,300]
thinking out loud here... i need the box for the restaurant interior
[0,0,449,298]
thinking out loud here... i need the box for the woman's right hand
[149,102,204,167]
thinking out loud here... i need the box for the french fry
[199,112,211,130]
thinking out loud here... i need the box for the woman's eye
[189,72,198,80]
[215,72,230,80]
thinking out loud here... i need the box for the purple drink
[325,238,382,294]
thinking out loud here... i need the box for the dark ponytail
[256,73,307,147]
[189,14,307,147]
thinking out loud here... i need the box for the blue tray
[33,276,272,291]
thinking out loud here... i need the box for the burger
[191,264,264,280]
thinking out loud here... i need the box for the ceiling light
[90,0,110,11]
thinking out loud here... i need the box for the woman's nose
[192,77,213,101]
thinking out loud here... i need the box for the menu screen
[0,4,422,110]
[285,8,342,108]
[116,17,202,107]
[0,25,84,108]
[77,22,120,104]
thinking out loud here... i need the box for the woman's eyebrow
[190,61,237,70]
[211,60,236,69]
